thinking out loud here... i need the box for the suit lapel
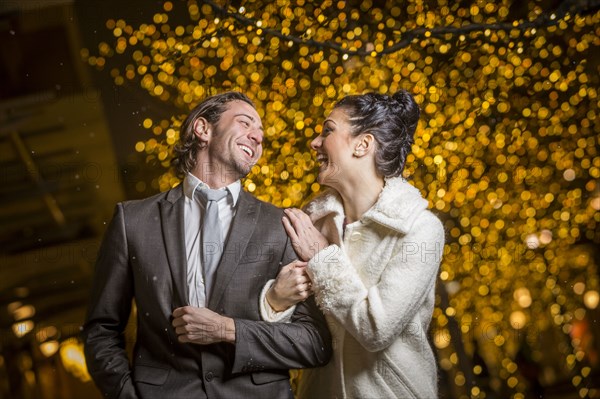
[159,186,188,307]
[208,191,259,309]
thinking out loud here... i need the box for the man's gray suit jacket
[83,185,332,399]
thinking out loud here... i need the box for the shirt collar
[183,172,241,206]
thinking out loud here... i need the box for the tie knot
[196,187,228,204]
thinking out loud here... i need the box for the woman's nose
[310,135,322,150]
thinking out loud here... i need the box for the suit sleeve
[231,235,332,373]
[82,204,138,399]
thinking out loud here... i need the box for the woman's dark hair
[172,91,254,177]
[334,90,420,177]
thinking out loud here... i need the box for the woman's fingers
[292,280,313,298]
[286,208,311,223]
[282,215,298,240]
[301,281,312,292]
[284,208,307,229]
[284,208,325,261]
[268,258,315,310]
[283,262,312,295]
[294,261,308,269]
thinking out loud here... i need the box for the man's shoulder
[242,191,284,217]
[119,186,181,212]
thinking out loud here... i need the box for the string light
[84,1,600,396]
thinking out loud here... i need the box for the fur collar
[305,177,429,234]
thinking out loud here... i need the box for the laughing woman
[261,91,445,398]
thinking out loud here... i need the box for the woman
[260,90,445,398]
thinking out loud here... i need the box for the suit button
[350,231,362,241]
[205,372,214,382]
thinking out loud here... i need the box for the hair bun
[391,90,412,107]
[391,90,420,126]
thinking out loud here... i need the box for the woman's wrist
[266,286,289,312]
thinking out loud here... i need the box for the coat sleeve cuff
[307,244,363,313]
[258,279,295,322]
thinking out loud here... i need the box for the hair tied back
[391,90,410,108]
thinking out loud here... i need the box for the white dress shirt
[183,173,241,307]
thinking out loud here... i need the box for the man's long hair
[172,91,254,177]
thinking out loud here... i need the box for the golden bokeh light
[59,339,91,383]
[84,0,600,396]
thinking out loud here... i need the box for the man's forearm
[84,203,137,398]
[231,297,332,373]
[83,321,137,399]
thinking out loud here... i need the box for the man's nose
[248,128,263,144]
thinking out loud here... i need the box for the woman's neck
[336,176,385,223]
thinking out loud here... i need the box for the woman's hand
[266,260,312,312]
[282,208,330,261]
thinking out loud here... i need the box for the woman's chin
[317,169,336,188]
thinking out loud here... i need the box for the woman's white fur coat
[296,177,445,398]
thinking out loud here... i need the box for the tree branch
[199,0,599,57]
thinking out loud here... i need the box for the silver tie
[196,187,228,301]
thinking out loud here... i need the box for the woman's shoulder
[411,207,445,240]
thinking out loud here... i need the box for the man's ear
[354,133,375,157]
[193,117,211,146]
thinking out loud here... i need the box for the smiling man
[82,92,331,399]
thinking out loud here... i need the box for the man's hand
[266,260,312,312]
[172,306,236,345]
[282,208,329,261]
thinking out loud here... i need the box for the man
[83,92,331,399]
